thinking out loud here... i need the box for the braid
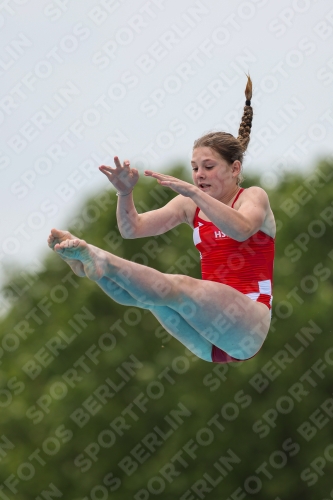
[193,76,254,185]
[237,75,253,152]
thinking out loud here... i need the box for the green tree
[0,161,332,500]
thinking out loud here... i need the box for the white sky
[1,0,333,299]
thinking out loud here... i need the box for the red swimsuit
[193,188,275,363]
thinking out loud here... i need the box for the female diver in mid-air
[48,77,275,364]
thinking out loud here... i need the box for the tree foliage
[0,161,332,500]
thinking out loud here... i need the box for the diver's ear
[232,161,241,178]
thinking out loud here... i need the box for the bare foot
[54,237,107,281]
[47,229,86,277]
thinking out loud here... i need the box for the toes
[51,228,70,239]
[55,238,81,250]
[51,228,61,237]
[59,240,70,249]
[49,229,79,249]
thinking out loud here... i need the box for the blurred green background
[0,161,333,500]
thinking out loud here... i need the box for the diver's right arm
[99,157,189,239]
[116,192,189,238]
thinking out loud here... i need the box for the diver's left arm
[145,171,269,241]
[191,186,270,241]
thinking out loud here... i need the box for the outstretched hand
[99,157,139,195]
[144,170,195,197]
